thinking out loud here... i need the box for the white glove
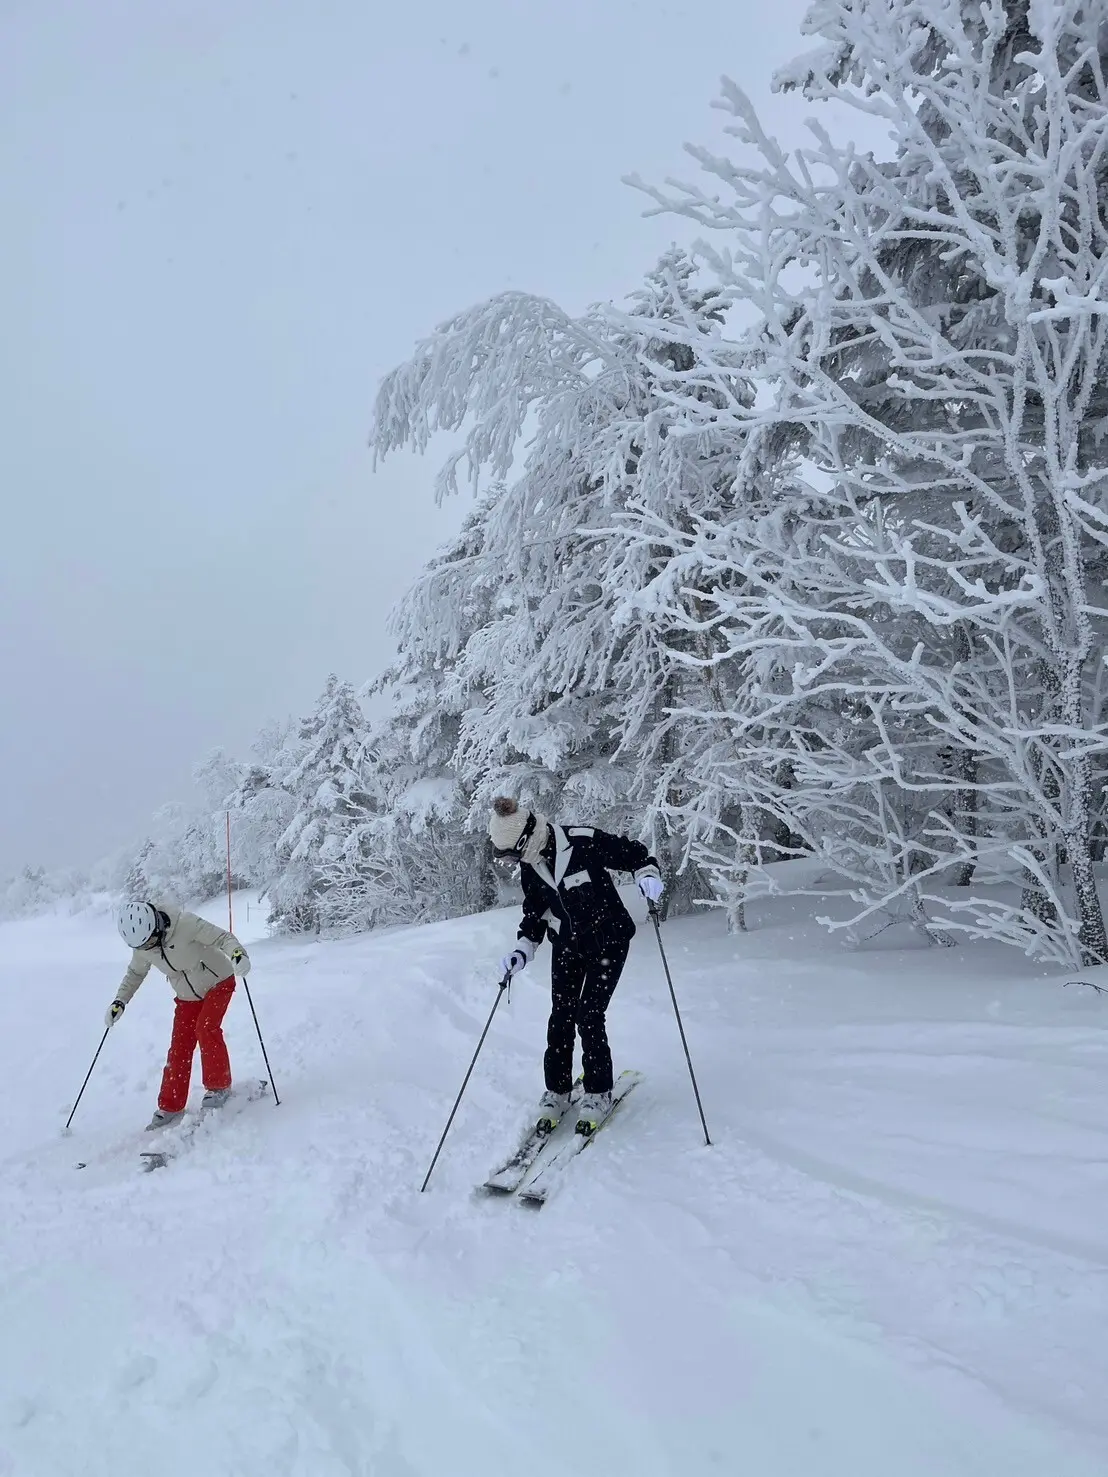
[230,948,251,978]
[636,872,664,903]
[500,938,535,977]
[105,1000,126,1028]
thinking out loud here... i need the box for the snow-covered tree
[371,251,753,912]
[140,802,222,904]
[372,283,630,823]
[358,503,507,924]
[0,861,95,920]
[224,718,299,895]
[268,676,376,933]
[630,0,1108,964]
[122,842,153,903]
[0,866,53,919]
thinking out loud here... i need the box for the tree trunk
[1034,479,1106,961]
[952,746,979,887]
[1066,747,1108,965]
[1090,777,1108,865]
[1020,643,1063,932]
[726,804,760,933]
[949,623,978,887]
[1020,829,1060,931]
[1070,837,1107,965]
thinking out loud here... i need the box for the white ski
[481,1078,584,1195]
[482,1120,564,1194]
[139,1079,269,1171]
[517,1069,642,1207]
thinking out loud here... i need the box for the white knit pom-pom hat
[489,796,531,853]
[489,797,550,864]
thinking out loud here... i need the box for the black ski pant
[543,935,631,1096]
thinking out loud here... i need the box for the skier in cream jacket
[107,900,252,1130]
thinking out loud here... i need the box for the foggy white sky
[0,0,846,872]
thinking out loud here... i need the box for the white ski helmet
[117,900,159,949]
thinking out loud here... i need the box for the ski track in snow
[1,894,1106,1475]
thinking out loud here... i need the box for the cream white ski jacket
[115,904,249,1005]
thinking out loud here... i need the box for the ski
[481,1078,584,1195]
[139,1079,269,1172]
[517,1069,642,1207]
[482,1122,561,1194]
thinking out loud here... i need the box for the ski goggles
[491,810,538,862]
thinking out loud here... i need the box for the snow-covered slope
[1,893,1106,1476]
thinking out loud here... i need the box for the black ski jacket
[517,824,660,956]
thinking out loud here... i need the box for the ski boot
[536,1089,571,1135]
[201,1087,233,1110]
[575,1090,612,1137]
[145,1108,185,1132]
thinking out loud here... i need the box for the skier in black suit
[488,796,664,1133]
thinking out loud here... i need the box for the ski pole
[225,815,279,1104]
[241,979,281,1106]
[648,902,712,1146]
[63,1026,111,1134]
[421,973,510,1193]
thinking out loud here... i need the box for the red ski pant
[158,977,236,1113]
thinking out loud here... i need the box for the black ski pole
[242,979,281,1106]
[64,1026,111,1134]
[421,974,510,1193]
[648,902,712,1146]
